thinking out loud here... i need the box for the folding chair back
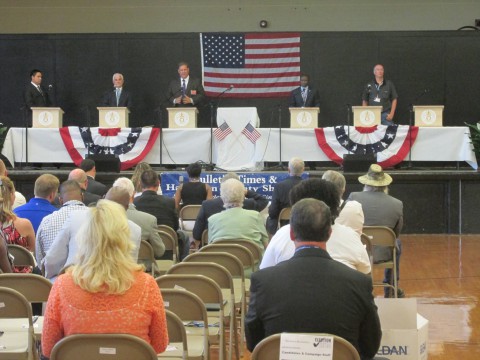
[277,207,291,229]
[157,230,179,262]
[362,226,398,297]
[157,225,178,243]
[200,243,255,278]
[179,205,201,231]
[50,333,158,360]
[251,333,360,360]
[0,273,52,304]
[213,239,263,269]
[162,310,189,360]
[7,244,35,267]
[167,262,233,290]
[0,286,34,360]
[137,240,156,276]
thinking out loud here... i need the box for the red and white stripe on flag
[201,32,300,98]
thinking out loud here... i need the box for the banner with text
[161,172,309,200]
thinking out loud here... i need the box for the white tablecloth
[2,127,477,170]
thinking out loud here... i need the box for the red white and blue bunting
[59,127,159,170]
[315,125,419,168]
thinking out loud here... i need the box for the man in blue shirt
[14,174,59,233]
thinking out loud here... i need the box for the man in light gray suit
[43,194,142,281]
[348,164,404,298]
[113,177,165,258]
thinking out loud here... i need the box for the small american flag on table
[213,122,232,141]
[242,123,261,144]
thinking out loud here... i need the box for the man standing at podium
[362,64,398,125]
[24,69,51,109]
[289,74,320,108]
[167,62,205,107]
[101,73,132,108]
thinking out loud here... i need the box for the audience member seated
[68,168,101,206]
[44,189,142,281]
[322,170,364,235]
[113,177,165,258]
[208,178,268,249]
[0,176,35,273]
[0,159,26,209]
[41,200,168,358]
[131,161,154,197]
[192,172,268,247]
[174,162,213,211]
[14,174,59,234]
[348,164,404,298]
[245,198,381,359]
[134,169,189,260]
[260,179,370,274]
[266,157,304,236]
[36,180,87,267]
[80,158,108,197]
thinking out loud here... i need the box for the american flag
[242,123,261,144]
[201,32,300,98]
[213,122,232,141]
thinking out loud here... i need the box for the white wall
[0,0,478,34]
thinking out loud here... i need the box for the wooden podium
[32,107,64,128]
[413,105,444,127]
[289,107,320,128]
[97,107,129,128]
[167,107,198,128]
[352,106,382,127]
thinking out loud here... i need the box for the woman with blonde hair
[41,200,168,358]
[0,176,35,272]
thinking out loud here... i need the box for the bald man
[68,168,101,206]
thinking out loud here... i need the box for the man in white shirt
[260,178,370,274]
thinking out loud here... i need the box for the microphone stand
[208,86,233,171]
[19,106,30,169]
[154,107,163,167]
[346,104,352,155]
[407,89,429,169]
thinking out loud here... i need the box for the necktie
[302,88,307,103]
[182,79,186,96]
[116,88,120,106]
[37,86,43,95]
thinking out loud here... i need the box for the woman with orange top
[0,176,35,272]
[41,199,168,358]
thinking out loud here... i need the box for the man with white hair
[322,170,364,235]
[266,157,304,235]
[208,179,268,249]
[100,72,132,108]
[192,172,268,246]
[113,177,165,258]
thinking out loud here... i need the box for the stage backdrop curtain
[315,125,419,168]
[59,127,159,170]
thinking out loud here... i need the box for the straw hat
[358,164,392,186]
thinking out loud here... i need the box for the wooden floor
[210,234,480,360]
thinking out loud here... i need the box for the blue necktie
[181,79,186,96]
[115,88,121,106]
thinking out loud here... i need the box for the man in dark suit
[80,158,108,197]
[68,168,101,206]
[266,157,304,235]
[246,198,382,360]
[166,62,205,107]
[134,169,189,260]
[100,73,132,108]
[24,69,51,109]
[289,74,320,108]
[192,172,268,245]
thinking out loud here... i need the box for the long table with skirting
[1,127,477,170]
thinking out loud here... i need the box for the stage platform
[7,164,480,235]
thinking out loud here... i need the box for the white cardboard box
[375,298,429,360]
